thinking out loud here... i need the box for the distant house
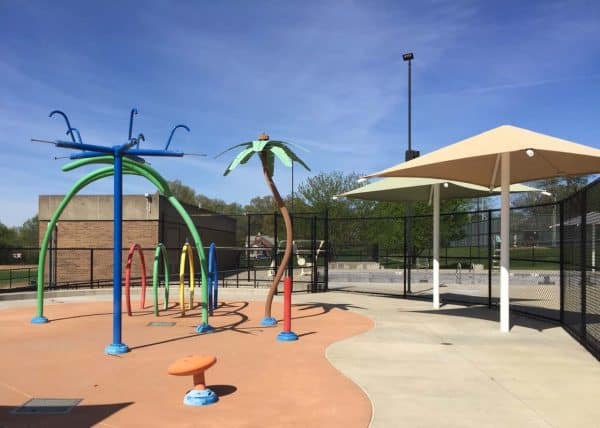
[246,233,274,259]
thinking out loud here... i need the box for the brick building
[38,193,237,286]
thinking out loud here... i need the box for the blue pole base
[183,388,218,406]
[261,316,277,326]
[104,343,130,355]
[196,323,214,334]
[31,316,49,324]
[277,331,298,341]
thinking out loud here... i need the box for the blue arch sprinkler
[32,108,212,353]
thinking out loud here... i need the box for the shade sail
[339,177,539,202]
[369,125,600,187]
[365,124,600,333]
[338,177,540,311]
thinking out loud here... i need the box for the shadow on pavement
[0,402,133,428]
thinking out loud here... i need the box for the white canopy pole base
[500,152,510,332]
[433,183,440,309]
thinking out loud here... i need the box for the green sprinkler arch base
[33,156,212,332]
[152,243,170,316]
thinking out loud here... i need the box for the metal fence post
[273,211,279,278]
[310,215,318,293]
[288,214,294,279]
[247,213,251,282]
[403,216,407,297]
[90,249,94,288]
[488,209,492,308]
[324,209,329,292]
[581,189,587,343]
[559,200,565,323]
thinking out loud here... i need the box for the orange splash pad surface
[0,299,373,427]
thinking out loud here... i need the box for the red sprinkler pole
[277,276,298,341]
[283,277,291,332]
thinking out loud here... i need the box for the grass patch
[0,267,37,286]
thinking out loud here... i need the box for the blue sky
[1,0,600,226]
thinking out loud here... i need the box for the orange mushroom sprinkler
[168,355,218,406]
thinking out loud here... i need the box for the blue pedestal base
[183,388,218,406]
[261,316,277,326]
[31,316,49,324]
[104,343,130,355]
[196,323,214,334]
[277,331,298,341]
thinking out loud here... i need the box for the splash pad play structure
[219,133,310,331]
[32,108,214,354]
[31,120,307,363]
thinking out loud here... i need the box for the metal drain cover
[147,321,176,327]
[12,398,82,415]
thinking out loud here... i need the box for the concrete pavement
[2,286,599,427]
[304,290,600,428]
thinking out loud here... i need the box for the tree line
[0,174,588,261]
[0,216,38,249]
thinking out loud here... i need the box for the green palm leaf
[277,144,311,172]
[223,147,255,176]
[252,140,269,152]
[239,149,256,165]
[215,142,252,159]
[269,145,293,168]
[269,140,309,153]
[220,137,310,177]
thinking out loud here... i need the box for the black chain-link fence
[562,178,600,359]
[0,212,328,294]
[2,179,599,359]
[222,212,328,292]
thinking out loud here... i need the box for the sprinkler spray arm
[165,124,190,150]
[49,110,76,143]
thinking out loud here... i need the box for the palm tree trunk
[260,152,293,319]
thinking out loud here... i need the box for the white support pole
[592,224,596,272]
[433,184,440,309]
[500,152,510,333]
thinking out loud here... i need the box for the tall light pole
[403,52,419,293]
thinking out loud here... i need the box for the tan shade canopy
[339,177,539,202]
[369,125,600,186]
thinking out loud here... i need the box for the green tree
[0,221,17,247]
[296,171,377,260]
[18,216,39,247]
[167,179,198,205]
[245,195,277,213]
[197,194,243,215]
[514,177,588,206]
[297,171,375,218]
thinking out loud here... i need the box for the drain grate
[12,398,82,415]
[147,321,176,327]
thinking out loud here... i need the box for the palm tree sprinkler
[219,133,310,325]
